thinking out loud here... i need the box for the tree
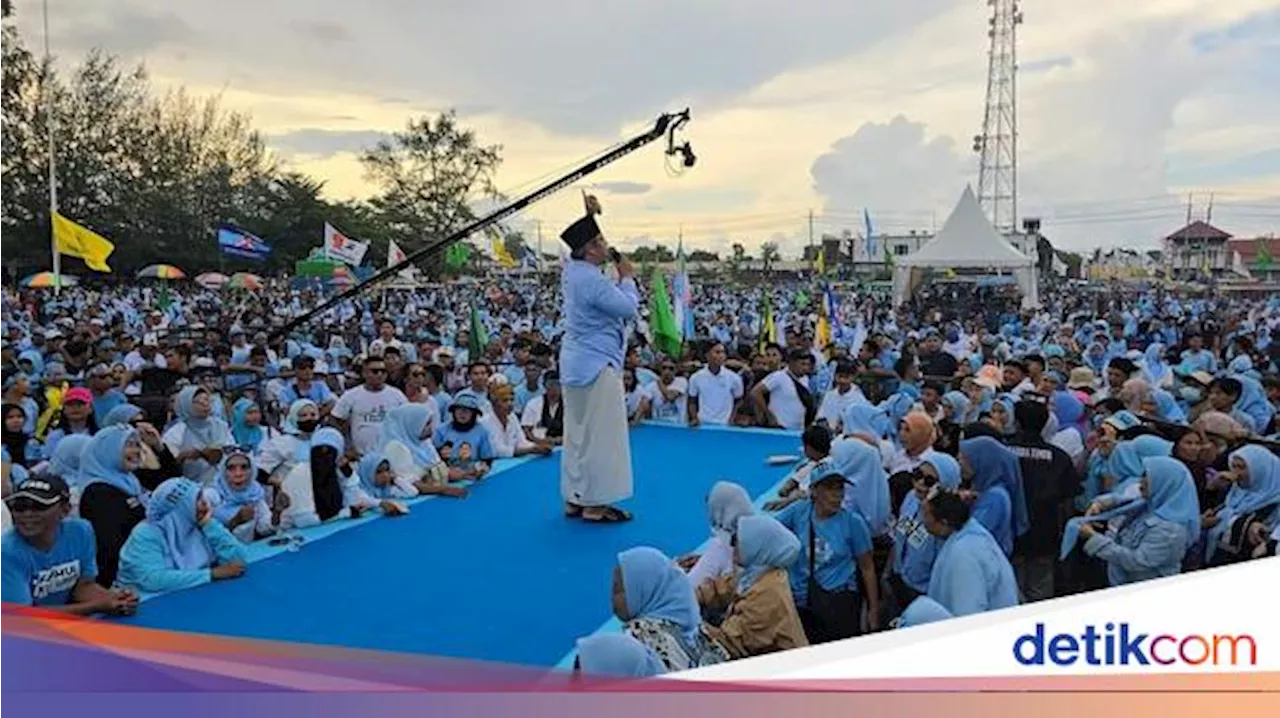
[628,244,675,263]
[688,249,719,262]
[361,110,502,257]
[760,241,781,273]
[729,242,745,277]
[503,230,530,261]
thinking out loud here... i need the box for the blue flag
[218,225,272,261]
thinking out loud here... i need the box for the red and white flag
[324,222,369,266]
[387,239,415,279]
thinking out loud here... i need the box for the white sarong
[561,366,633,506]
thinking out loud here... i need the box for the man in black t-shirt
[917,331,958,380]
[1006,397,1079,602]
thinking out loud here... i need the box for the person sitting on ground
[376,403,462,498]
[696,514,808,658]
[612,546,729,672]
[680,481,755,586]
[1203,445,1280,566]
[162,386,232,486]
[573,633,665,679]
[1,474,138,615]
[116,477,248,594]
[434,395,495,482]
[485,384,551,458]
[209,448,279,543]
[99,403,183,492]
[278,428,408,528]
[76,425,149,588]
[623,368,652,425]
[521,370,564,445]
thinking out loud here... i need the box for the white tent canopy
[892,186,1040,307]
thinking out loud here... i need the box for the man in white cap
[557,193,639,523]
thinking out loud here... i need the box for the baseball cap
[6,474,71,509]
[809,459,850,486]
[63,387,93,404]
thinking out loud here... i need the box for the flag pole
[42,0,60,295]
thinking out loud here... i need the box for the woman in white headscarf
[679,481,755,587]
[277,427,407,529]
[256,399,320,484]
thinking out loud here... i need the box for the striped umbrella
[194,272,230,289]
[227,272,264,291]
[21,272,79,288]
[136,264,187,280]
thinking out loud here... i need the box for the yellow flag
[52,211,115,272]
[488,228,517,269]
[815,249,826,275]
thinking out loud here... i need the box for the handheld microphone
[608,248,622,263]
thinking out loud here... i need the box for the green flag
[155,281,172,311]
[1258,238,1273,271]
[468,305,488,359]
[445,242,471,272]
[795,289,810,310]
[650,267,682,359]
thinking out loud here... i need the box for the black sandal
[583,506,632,523]
[564,503,584,518]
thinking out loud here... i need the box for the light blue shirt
[1,518,98,606]
[1084,515,1188,587]
[116,519,247,594]
[558,261,640,387]
[278,380,335,408]
[775,500,872,606]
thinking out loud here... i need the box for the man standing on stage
[558,193,639,523]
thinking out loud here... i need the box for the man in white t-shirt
[816,360,866,431]
[331,355,407,455]
[648,360,688,425]
[520,370,564,445]
[751,349,814,430]
[687,342,743,426]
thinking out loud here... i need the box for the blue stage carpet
[121,425,801,667]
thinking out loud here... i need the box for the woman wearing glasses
[886,454,962,622]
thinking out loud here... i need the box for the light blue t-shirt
[775,500,872,606]
[1,518,98,607]
[432,423,496,463]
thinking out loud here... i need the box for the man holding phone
[557,192,640,523]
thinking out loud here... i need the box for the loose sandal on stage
[582,506,632,523]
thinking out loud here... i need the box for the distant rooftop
[1165,220,1232,242]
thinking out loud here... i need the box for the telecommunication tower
[972,0,1023,233]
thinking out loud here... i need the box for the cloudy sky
[16,0,1280,256]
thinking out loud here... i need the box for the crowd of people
[2,272,1278,678]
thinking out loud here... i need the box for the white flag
[1052,253,1068,277]
[324,223,369,266]
[387,239,415,279]
[1231,250,1252,279]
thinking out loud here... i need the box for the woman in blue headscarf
[1203,445,1280,564]
[1065,457,1200,586]
[941,391,972,426]
[95,402,183,491]
[231,398,277,452]
[829,435,891,536]
[1232,375,1274,436]
[211,448,276,543]
[985,394,1017,437]
[1087,434,1173,510]
[888,453,963,617]
[161,386,231,486]
[923,489,1019,617]
[1142,343,1173,389]
[77,425,148,587]
[573,634,664,678]
[958,436,1028,556]
[117,477,248,594]
[842,402,893,443]
[375,403,457,498]
[696,514,807,658]
[613,546,728,672]
[684,481,754,587]
[353,452,404,502]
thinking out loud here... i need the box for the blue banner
[218,226,272,261]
